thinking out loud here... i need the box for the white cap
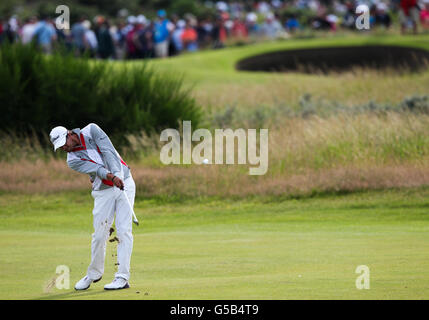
[177,19,186,28]
[376,3,387,11]
[356,4,370,13]
[224,20,234,29]
[82,20,91,29]
[216,1,228,12]
[49,126,68,151]
[137,14,147,25]
[326,14,338,23]
[246,12,258,23]
[127,15,137,24]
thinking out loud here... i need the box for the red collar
[70,133,87,152]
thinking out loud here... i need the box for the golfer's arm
[67,159,110,180]
[90,123,123,179]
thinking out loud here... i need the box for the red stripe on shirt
[80,158,96,164]
[80,158,113,187]
[71,133,87,152]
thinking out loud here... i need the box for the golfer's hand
[113,176,124,190]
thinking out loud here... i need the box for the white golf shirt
[66,123,131,191]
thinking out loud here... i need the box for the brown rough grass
[1,112,428,198]
[1,159,428,198]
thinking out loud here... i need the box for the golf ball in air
[203,159,209,164]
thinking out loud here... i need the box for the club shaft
[123,190,139,225]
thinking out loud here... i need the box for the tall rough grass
[2,106,428,197]
[268,111,429,174]
[0,129,56,163]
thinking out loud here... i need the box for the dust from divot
[108,227,120,270]
[43,274,59,293]
[109,236,120,243]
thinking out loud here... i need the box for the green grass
[1,188,429,300]
[127,33,429,113]
[142,33,429,83]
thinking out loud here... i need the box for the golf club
[123,190,139,226]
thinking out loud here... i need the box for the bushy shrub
[0,43,201,149]
[169,0,205,17]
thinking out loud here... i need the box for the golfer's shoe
[74,275,102,291]
[104,277,130,290]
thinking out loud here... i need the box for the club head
[133,219,139,226]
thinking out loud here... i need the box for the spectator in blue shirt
[71,17,87,55]
[285,15,300,33]
[32,15,57,54]
[153,9,172,58]
[172,19,185,53]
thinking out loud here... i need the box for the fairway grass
[0,188,428,300]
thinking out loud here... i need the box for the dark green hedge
[0,43,201,149]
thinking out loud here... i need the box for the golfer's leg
[114,176,135,281]
[87,188,116,280]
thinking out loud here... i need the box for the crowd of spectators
[1,0,428,60]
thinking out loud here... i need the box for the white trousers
[155,40,169,58]
[87,175,135,281]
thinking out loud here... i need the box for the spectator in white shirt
[21,17,37,44]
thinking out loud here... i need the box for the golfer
[49,123,135,290]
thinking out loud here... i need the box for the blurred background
[1,0,427,57]
[0,0,428,198]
